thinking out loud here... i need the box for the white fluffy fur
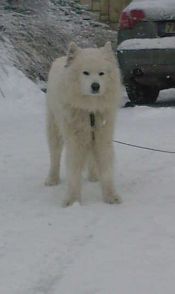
[45,42,122,206]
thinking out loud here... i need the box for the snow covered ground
[0,63,175,294]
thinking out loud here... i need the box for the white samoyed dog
[45,42,122,206]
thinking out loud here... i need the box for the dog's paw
[104,194,122,204]
[45,176,60,186]
[63,197,81,207]
[88,174,98,182]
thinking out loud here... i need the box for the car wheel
[125,80,159,105]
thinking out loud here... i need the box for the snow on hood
[125,0,175,20]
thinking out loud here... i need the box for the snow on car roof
[117,37,175,50]
[125,0,175,20]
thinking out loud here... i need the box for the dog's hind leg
[45,110,63,186]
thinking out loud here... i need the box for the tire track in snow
[25,207,100,294]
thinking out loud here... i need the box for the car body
[117,0,175,104]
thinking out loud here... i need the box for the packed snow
[0,61,175,293]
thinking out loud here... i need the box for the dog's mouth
[91,91,101,95]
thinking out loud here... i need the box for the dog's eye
[99,72,105,76]
[83,71,90,76]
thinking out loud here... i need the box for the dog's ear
[102,41,115,62]
[104,41,113,53]
[65,42,80,67]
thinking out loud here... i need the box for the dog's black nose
[91,82,100,93]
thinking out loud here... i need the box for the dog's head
[65,42,117,97]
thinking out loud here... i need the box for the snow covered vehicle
[117,0,175,105]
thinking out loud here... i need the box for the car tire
[125,80,159,105]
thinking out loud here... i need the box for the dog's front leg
[95,141,121,204]
[64,142,86,207]
[88,152,98,182]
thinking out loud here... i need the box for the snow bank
[0,0,118,82]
